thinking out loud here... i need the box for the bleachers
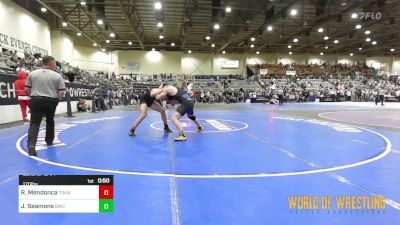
[192,78,220,92]
[249,63,376,77]
[260,78,299,90]
[0,49,42,74]
[1,48,398,104]
[225,80,261,91]
[297,78,334,90]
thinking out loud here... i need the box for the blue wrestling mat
[0,103,399,225]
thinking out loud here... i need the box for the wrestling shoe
[128,129,136,136]
[197,127,204,132]
[174,135,187,141]
[28,150,37,156]
[164,126,173,132]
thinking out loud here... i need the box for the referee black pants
[27,97,58,154]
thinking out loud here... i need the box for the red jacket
[14,71,30,96]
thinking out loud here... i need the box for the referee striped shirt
[25,69,66,98]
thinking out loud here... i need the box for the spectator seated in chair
[77,99,91,112]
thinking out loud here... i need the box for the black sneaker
[164,126,173,132]
[128,129,136,136]
[28,150,37,156]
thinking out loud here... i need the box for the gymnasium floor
[1,102,399,225]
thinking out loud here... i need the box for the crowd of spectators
[0,48,43,73]
[1,49,399,108]
[259,76,400,103]
[252,63,376,77]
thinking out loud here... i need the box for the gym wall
[0,0,51,56]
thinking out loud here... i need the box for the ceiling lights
[293,38,298,43]
[324,36,329,40]
[128,41,132,45]
[110,33,115,38]
[157,22,163,28]
[267,25,273,31]
[351,13,358,19]
[41,7,47,12]
[318,28,324,33]
[97,19,103,25]
[225,7,232,13]
[171,43,175,46]
[355,24,362,29]
[290,9,298,16]
[365,30,371,35]
[214,24,220,30]
[154,2,162,10]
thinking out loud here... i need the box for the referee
[25,56,66,156]
[378,87,386,106]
